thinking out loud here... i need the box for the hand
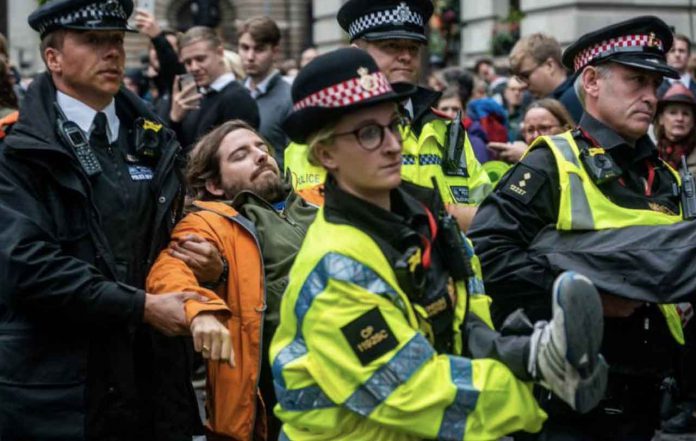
[191,313,235,367]
[134,9,161,39]
[170,234,224,285]
[488,141,528,164]
[143,292,208,336]
[169,76,202,123]
[446,204,478,232]
[600,293,643,318]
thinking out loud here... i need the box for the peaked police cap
[562,15,679,78]
[283,47,416,144]
[337,0,434,43]
[29,0,136,38]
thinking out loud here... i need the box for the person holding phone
[168,26,259,153]
[134,6,185,118]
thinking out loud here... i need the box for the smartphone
[178,73,197,91]
[137,0,156,15]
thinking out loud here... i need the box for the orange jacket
[0,110,18,140]
[147,200,265,440]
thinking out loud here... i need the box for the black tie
[90,112,109,149]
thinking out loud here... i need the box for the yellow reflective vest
[283,118,492,206]
[270,209,547,441]
[527,132,685,344]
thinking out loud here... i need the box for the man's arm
[0,157,198,334]
[468,148,561,325]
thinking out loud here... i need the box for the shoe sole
[553,271,608,413]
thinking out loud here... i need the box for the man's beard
[224,173,287,203]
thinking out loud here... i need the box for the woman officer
[270,48,608,441]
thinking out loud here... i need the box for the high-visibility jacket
[528,132,685,344]
[284,142,327,191]
[400,119,492,206]
[270,209,547,441]
[283,118,493,206]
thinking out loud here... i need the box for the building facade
[4,0,312,75]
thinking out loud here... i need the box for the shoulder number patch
[341,307,399,366]
[500,163,545,205]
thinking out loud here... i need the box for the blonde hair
[509,33,562,74]
[306,124,336,167]
[223,49,245,79]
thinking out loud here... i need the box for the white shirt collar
[209,72,236,92]
[244,70,279,98]
[56,91,119,143]
[403,98,414,120]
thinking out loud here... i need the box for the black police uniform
[0,1,200,439]
[469,16,684,441]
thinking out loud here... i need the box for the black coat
[0,74,201,440]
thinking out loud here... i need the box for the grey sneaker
[528,271,608,413]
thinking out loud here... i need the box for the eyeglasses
[524,124,562,138]
[332,116,407,151]
[515,63,543,84]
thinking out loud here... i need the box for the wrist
[201,256,228,290]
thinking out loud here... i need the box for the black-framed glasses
[515,62,543,84]
[332,116,407,151]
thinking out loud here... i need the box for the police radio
[679,155,696,220]
[54,103,102,177]
[442,110,469,177]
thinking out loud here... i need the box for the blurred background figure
[238,16,293,167]
[654,83,696,173]
[503,77,530,141]
[299,45,318,68]
[488,98,574,164]
[659,33,696,97]
[134,8,185,118]
[279,58,299,82]
[0,57,17,119]
[509,33,581,122]
[474,57,508,96]
[223,49,246,80]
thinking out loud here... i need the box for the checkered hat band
[293,72,393,111]
[37,0,128,34]
[574,34,664,71]
[348,4,424,39]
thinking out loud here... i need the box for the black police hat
[29,0,136,38]
[337,0,434,43]
[562,16,679,79]
[283,47,416,144]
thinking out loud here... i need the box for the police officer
[284,0,491,231]
[0,0,203,439]
[469,16,687,440]
[271,47,609,441]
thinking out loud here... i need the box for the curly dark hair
[0,57,18,111]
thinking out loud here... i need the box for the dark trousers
[515,373,663,441]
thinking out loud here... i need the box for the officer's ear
[315,141,339,172]
[581,66,601,99]
[204,178,226,198]
[44,47,62,74]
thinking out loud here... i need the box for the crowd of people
[0,0,695,440]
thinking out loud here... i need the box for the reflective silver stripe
[437,356,480,440]
[272,252,408,411]
[548,135,594,230]
[344,333,435,416]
